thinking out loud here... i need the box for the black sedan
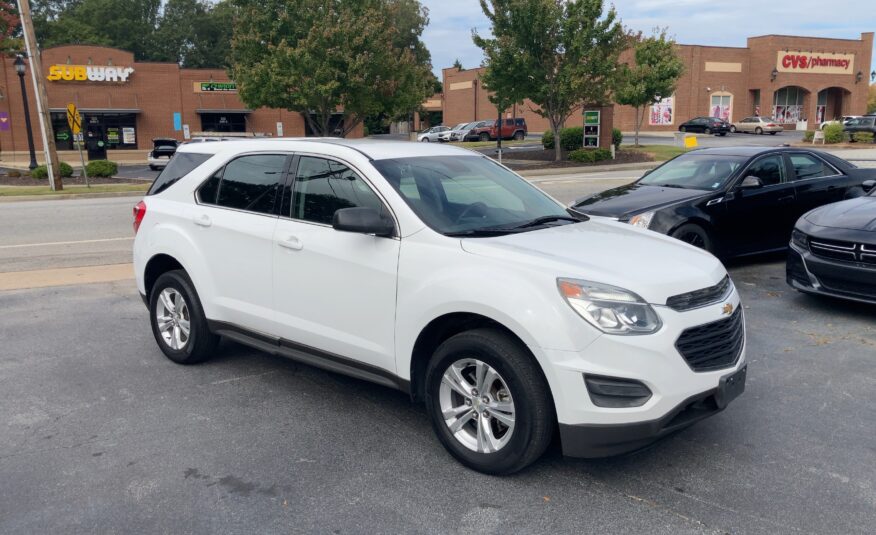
[570,147,876,259]
[787,180,876,304]
[678,117,731,136]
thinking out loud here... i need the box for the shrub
[822,123,845,144]
[30,162,74,180]
[568,148,612,163]
[85,160,118,177]
[559,126,584,152]
[852,132,874,143]
[802,130,815,143]
[612,128,623,151]
[7,169,21,178]
[542,129,554,149]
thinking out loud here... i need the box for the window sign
[193,81,238,93]
[122,127,136,145]
[773,87,805,124]
[710,94,732,121]
[106,127,121,145]
[649,96,674,125]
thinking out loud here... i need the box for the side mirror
[740,176,763,189]
[863,180,876,193]
[332,207,394,237]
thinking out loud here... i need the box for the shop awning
[196,109,252,114]
[49,108,142,114]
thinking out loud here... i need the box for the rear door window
[789,153,838,180]
[147,152,212,195]
[198,154,288,215]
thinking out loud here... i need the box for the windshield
[452,123,467,130]
[372,156,573,236]
[638,153,747,190]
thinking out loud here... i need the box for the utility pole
[17,0,62,191]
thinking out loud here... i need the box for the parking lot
[1,172,874,534]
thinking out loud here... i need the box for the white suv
[134,139,747,474]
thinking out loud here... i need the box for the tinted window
[148,152,212,195]
[291,157,385,224]
[638,154,746,190]
[515,118,524,126]
[789,153,836,180]
[744,155,786,186]
[199,154,287,214]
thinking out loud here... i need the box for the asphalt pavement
[1,166,875,534]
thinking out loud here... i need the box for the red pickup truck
[468,118,528,141]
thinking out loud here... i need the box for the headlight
[628,211,655,229]
[791,229,808,249]
[557,279,662,335]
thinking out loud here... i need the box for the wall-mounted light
[856,70,863,84]
[770,68,778,82]
[871,70,876,83]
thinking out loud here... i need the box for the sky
[420,0,876,79]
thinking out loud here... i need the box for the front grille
[666,276,732,311]
[675,308,744,372]
[817,275,876,298]
[810,239,876,266]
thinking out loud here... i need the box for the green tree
[614,30,685,146]
[452,58,463,70]
[0,1,22,54]
[474,0,626,160]
[153,0,233,67]
[229,0,435,137]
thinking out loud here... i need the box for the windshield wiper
[444,228,520,237]
[651,183,687,189]
[508,214,583,230]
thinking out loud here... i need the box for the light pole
[13,54,38,170]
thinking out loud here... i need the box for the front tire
[704,128,712,135]
[730,125,737,133]
[149,270,218,365]
[479,133,491,142]
[755,127,764,135]
[513,131,525,141]
[671,223,714,253]
[424,328,554,475]
[421,138,430,142]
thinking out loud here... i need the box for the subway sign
[776,51,854,75]
[194,81,238,93]
[47,65,135,82]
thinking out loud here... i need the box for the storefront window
[51,112,137,150]
[773,87,806,124]
[649,96,674,126]
[710,94,732,121]
[200,113,247,133]
[816,90,828,124]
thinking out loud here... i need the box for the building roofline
[748,34,867,43]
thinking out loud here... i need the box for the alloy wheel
[439,358,516,453]
[155,288,191,350]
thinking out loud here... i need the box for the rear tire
[769,131,777,135]
[513,131,525,141]
[149,270,218,365]
[424,328,554,475]
[755,127,763,135]
[704,128,712,135]
[421,138,430,142]
[671,223,714,253]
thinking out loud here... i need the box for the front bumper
[560,365,746,457]
[542,288,747,457]
[787,243,876,305]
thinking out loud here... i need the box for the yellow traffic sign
[66,103,82,134]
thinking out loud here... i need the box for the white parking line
[0,237,134,249]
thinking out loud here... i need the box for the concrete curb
[0,191,145,203]
[518,161,658,177]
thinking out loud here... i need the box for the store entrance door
[85,119,107,160]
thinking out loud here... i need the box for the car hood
[460,219,726,305]
[572,183,712,219]
[804,196,876,231]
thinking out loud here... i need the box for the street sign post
[67,103,89,187]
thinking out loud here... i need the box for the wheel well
[408,313,545,403]
[144,254,184,299]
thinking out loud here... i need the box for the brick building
[441,33,874,134]
[0,45,361,157]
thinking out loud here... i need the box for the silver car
[730,116,783,135]
[439,123,469,142]
[417,126,450,142]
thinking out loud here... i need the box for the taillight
[133,200,146,234]
[766,123,777,127]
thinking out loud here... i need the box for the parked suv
[462,120,495,141]
[134,139,747,474]
[844,116,876,141]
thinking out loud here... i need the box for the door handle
[278,235,303,251]
[193,214,212,227]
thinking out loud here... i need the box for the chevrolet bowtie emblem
[722,303,734,316]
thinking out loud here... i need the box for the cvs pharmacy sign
[47,65,135,83]
[776,51,854,75]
